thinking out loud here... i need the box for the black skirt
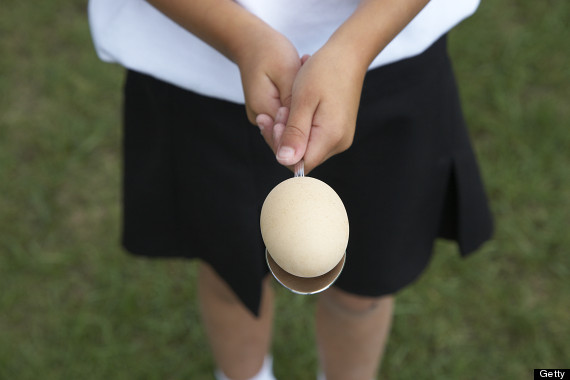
[121,36,493,315]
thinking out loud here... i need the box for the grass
[1,0,569,378]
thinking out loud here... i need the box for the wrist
[231,23,283,66]
[317,39,369,83]
[227,14,284,65]
[324,0,431,73]
[325,20,386,75]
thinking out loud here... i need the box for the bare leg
[198,262,274,380]
[316,287,394,380]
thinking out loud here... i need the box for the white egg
[260,177,349,278]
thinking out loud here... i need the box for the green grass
[1,0,569,379]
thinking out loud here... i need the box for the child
[89,0,493,378]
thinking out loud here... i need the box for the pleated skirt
[121,36,493,315]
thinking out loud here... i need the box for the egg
[260,176,349,278]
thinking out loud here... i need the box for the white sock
[215,355,276,380]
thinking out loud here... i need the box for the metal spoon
[265,159,346,294]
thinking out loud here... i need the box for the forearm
[146,0,272,64]
[326,0,430,74]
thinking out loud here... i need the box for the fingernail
[276,146,295,163]
[255,115,264,131]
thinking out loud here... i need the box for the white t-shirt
[89,0,479,104]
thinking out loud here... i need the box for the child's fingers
[256,113,274,148]
[274,106,289,125]
[272,122,285,149]
[275,96,316,166]
[246,82,282,126]
[272,64,300,109]
[256,113,273,132]
[256,106,291,153]
[268,106,289,151]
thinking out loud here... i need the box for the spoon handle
[294,160,305,178]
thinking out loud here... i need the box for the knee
[319,287,394,318]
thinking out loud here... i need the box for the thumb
[275,75,295,109]
[278,55,311,108]
[273,59,303,109]
[275,96,316,166]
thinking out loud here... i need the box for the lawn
[1,0,568,379]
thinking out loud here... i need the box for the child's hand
[255,55,310,154]
[235,30,301,126]
[148,0,429,173]
[273,45,367,173]
[253,0,431,174]
[147,0,302,127]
